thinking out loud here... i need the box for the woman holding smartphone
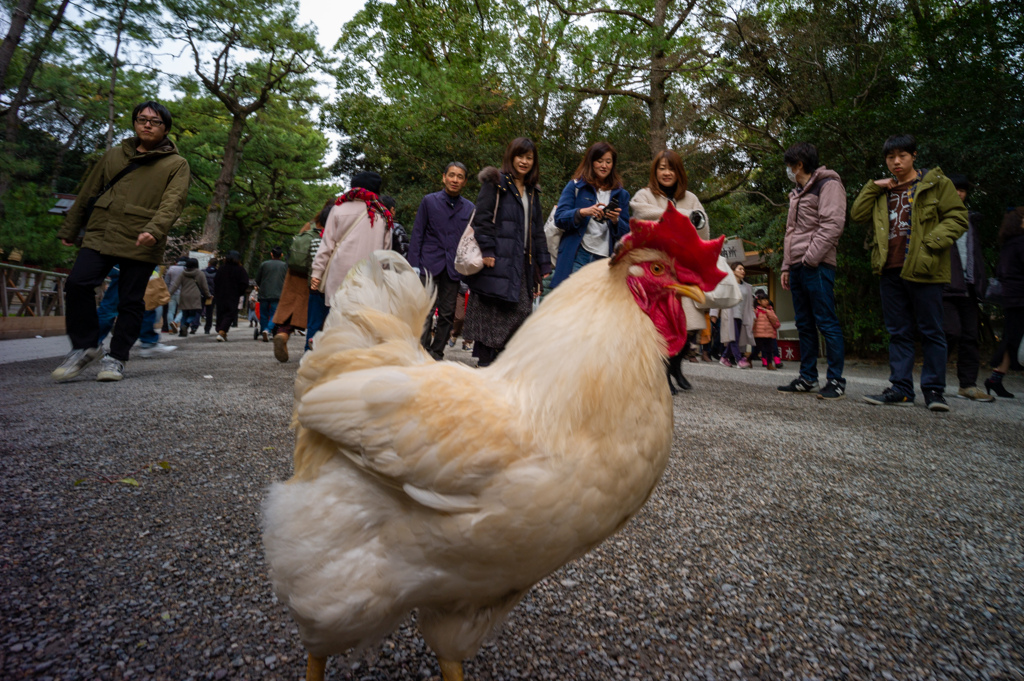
[549,141,631,289]
[463,137,552,367]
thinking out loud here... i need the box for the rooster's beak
[668,284,706,305]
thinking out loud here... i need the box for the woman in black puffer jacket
[463,137,552,366]
[986,206,1024,397]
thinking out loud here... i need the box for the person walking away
[712,263,754,368]
[164,257,186,333]
[550,141,630,289]
[254,245,287,341]
[168,257,210,336]
[631,149,710,391]
[202,258,217,334]
[270,217,322,363]
[984,207,1024,398]
[776,142,848,399]
[51,100,190,382]
[309,171,393,313]
[752,291,781,370]
[942,174,992,401]
[302,200,332,352]
[463,137,552,367]
[407,162,475,360]
[852,134,967,411]
[213,250,250,341]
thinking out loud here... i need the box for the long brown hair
[649,150,689,201]
[501,137,540,187]
[573,141,622,190]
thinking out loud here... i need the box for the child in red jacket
[753,291,782,370]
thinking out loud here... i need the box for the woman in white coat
[309,172,393,307]
[631,150,713,391]
[713,262,755,368]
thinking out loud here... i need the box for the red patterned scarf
[335,187,394,231]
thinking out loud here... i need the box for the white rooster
[263,204,727,680]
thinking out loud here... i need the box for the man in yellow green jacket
[51,101,191,382]
[851,134,967,411]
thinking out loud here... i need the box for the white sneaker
[137,342,177,358]
[96,354,125,381]
[51,346,103,381]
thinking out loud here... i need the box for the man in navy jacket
[408,162,475,360]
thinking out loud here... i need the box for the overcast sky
[157,0,367,88]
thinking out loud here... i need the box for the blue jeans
[96,267,121,343]
[571,247,605,274]
[139,310,160,344]
[879,269,947,396]
[180,309,201,331]
[789,264,845,384]
[258,298,278,335]
[305,290,328,351]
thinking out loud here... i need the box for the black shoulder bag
[74,157,152,246]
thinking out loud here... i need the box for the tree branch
[545,0,654,29]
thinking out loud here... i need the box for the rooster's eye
[649,263,665,276]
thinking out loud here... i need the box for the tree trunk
[105,0,128,150]
[0,0,37,94]
[4,0,70,147]
[0,0,69,203]
[199,113,247,250]
[647,0,669,156]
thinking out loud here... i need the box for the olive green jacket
[58,136,190,264]
[851,166,967,283]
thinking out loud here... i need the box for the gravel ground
[1,331,1022,680]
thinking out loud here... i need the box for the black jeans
[421,268,461,360]
[65,248,154,361]
[203,302,215,333]
[942,294,980,388]
[880,269,947,396]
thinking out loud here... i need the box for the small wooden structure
[1,263,68,339]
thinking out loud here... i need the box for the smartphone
[603,196,619,220]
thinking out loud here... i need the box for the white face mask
[785,166,798,183]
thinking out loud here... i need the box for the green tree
[165,0,327,250]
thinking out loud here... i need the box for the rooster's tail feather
[294,250,435,401]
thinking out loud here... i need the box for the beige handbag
[454,209,481,276]
[454,190,503,277]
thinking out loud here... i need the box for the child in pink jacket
[752,290,782,370]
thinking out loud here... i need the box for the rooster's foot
[306,653,327,681]
[439,658,464,681]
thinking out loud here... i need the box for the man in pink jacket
[776,142,848,400]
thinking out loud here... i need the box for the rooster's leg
[306,653,327,681]
[439,658,464,681]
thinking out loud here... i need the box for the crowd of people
[47,100,1023,414]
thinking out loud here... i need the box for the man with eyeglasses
[52,100,191,382]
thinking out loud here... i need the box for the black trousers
[421,268,461,360]
[65,247,154,361]
[203,301,215,332]
[943,294,980,388]
[215,303,238,333]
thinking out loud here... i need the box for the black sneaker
[817,378,846,400]
[863,387,913,406]
[778,377,818,394]
[924,390,950,412]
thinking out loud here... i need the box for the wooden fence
[1,263,67,318]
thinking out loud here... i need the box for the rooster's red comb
[611,203,726,291]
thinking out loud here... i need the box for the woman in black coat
[986,207,1024,397]
[213,250,251,341]
[463,137,552,366]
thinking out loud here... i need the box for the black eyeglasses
[135,117,164,128]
